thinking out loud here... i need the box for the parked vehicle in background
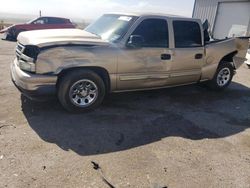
[0,16,75,40]
[245,49,250,68]
[11,13,249,112]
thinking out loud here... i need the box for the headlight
[16,45,39,72]
[19,60,36,72]
[23,45,40,61]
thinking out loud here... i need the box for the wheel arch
[207,61,234,90]
[218,50,238,69]
[201,51,238,81]
[56,66,111,93]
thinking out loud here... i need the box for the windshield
[85,14,137,42]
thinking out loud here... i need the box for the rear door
[168,20,204,85]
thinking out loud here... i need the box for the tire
[247,64,250,69]
[208,62,234,90]
[57,69,106,112]
[5,34,13,41]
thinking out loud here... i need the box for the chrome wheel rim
[69,79,98,107]
[216,67,231,87]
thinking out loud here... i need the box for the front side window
[85,14,137,42]
[132,18,169,48]
[173,21,202,48]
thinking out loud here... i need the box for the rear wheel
[208,62,234,90]
[57,70,105,112]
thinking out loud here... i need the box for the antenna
[39,10,42,17]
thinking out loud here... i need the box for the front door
[117,18,171,90]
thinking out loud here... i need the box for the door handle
[161,54,171,60]
[195,53,203,59]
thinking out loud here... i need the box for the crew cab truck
[11,13,249,112]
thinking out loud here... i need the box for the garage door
[213,1,250,39]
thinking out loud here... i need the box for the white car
[246,49,250,68]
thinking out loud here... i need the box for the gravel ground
[0,35,250,188]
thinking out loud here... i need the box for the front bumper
[11,59,57,99]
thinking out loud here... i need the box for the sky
[0,0,195,20]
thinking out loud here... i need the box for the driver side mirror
[127,35,144,48]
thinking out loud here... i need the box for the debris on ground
[0,124,16,129]
[91,161,100,170]
[91,161,115,188]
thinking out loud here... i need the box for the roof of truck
[106,12,201,23]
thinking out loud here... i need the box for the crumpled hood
[17,29,109,47]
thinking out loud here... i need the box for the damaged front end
[15,42,40,72]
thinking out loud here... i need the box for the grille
[16,42,25,60]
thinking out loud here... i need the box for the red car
[0,16,76,40]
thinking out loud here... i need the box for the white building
[192,0,250,39]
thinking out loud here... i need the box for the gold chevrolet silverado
[11,13,249,112]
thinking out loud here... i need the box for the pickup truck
[0,16,75,41]
[11,13,249,112]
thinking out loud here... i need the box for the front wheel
[208,62,234,90]
[5,33,13,41]
[57,70,106,112]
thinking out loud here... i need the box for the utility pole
[39,10,42,17]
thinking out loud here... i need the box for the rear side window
[48,18,65,24]
[132,18,169,48]
[173,21,202,48]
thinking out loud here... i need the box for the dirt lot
[0,35,250,188]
